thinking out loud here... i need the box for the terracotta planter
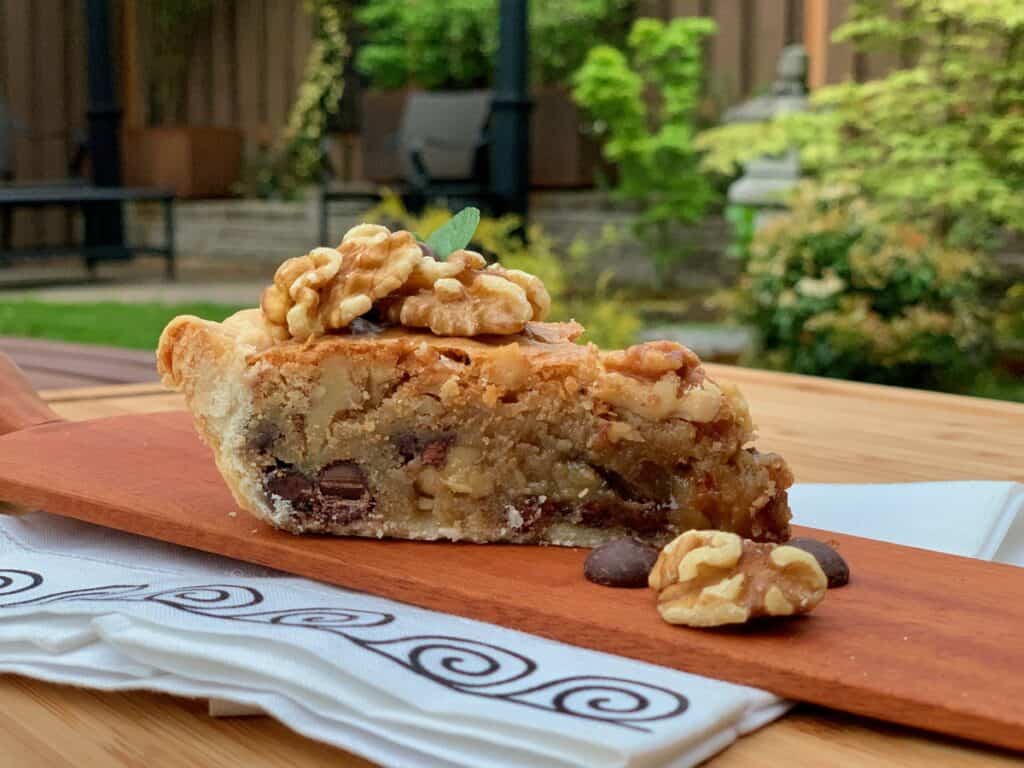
[530,86,601,188]
[123,126,243,198]
[360,87,600,188]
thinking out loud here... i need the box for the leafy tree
[571,17,717,274]
[354,0,632,90]
[697,0,1024,250]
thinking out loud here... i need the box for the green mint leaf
[424,207,481,260]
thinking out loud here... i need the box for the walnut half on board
[649,530,827,627]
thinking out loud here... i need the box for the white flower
[795,273,845,299]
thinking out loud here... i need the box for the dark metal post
[490,0,530,219]
[83,0,125,257]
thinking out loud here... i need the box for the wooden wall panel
[824,0,856,83]
[36,0,67,242]
[3,0,38,246]
[752,0,788,93]
[185,10,213,126]
[63,0,87,242]
[0,3,7,117]
[265,0,294,141]
[209,1,238,127]
[709,1,744,107]
[234,0,264,144]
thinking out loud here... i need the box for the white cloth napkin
[0,481,1020,767]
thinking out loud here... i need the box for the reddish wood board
[0,375,1022,750]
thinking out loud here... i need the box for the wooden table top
[3,368,1023,767]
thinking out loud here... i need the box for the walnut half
[649,530,827,627]
[260,226,551,341]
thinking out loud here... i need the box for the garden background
[0,0,1021,401]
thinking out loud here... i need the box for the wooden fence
[1,0,897,247]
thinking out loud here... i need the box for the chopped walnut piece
[404,248,488,291]
[603,340,701,380]
[649,530,826,627]
[261,247,344,340]
[486,264,552,319]
[258,225,550,341]
[387,271,538,336]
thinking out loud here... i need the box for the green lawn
[0,300,246,350]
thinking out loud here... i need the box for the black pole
[83,0,124,254]
[490,0,530,219]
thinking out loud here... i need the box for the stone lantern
[721,45,809,223]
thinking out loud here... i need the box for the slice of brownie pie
[157,223,793,546]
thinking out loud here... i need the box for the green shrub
[996,283,1024,354]
[571,17,717,274]
[365,194,641,349]
[354,0,631,90]
[734,185,996,390]
[697,0,1024,250]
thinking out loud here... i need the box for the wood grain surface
[1,370,1022,767]
[0,408,1022,751]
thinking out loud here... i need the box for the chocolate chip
[584,538,660,588]
[318,461,375,524]
[392,432,454,464]
[579,499,671,534]
[419,439,451,467]
[318,461,369,500]
[787,537,850,588]
[250,423,281,452]
[515,496,564,532]
[418,242,436,259]
[264,466,315,511]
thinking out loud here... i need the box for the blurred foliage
[995,283,1024,353]
[571,17,717,275]
[732,184,997,391]
[364,194,641,349]
[355,0,631,90]
[0,301,244,350]
[237,0,349,199]
[696,0,1024,250]
[724,205,757,263]
[137,0,213,124]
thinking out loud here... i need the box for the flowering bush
[996,284,1024,356]
[697,0,1024,251]
[734,186,995,390]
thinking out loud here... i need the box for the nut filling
[649,530,827,627]
[264,460,375,530]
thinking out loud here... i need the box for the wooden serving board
[0,355,1022,752]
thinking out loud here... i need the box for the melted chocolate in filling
[263,460,374,525]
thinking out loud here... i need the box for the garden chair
[319,90,495,244]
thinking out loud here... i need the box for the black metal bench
[0,184,176,279]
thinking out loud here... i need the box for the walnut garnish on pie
[157,221,794,546]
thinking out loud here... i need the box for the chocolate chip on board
[787,537,850,588]
[584,537,660,588]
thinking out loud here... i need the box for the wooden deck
[0,337,158,390]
